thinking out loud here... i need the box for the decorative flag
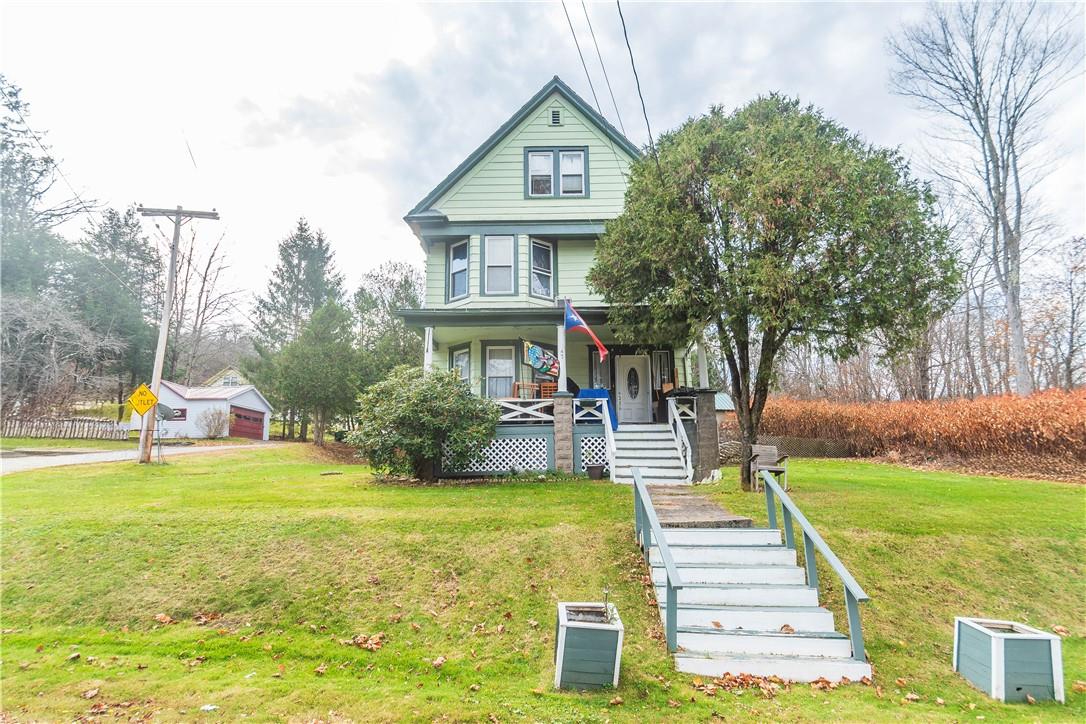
[522,339,560,377]
[564,300,608,361]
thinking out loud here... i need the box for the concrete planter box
[954,617,1064,703]
[554,602,623,690]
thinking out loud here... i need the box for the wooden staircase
[633,469,873,683]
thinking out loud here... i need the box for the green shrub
[349,365,499,479]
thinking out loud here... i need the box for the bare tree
[889,0,1082,396]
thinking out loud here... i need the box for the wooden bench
[748,444,789,491]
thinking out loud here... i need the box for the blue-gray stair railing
[760,470,871,663]
[632,468,684,652]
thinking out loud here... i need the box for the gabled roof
[405,75,641,222]
[160,380,273,411]
[202,366,248,386]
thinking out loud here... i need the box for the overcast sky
[3,1,1083,320]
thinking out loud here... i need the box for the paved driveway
[0,443,275,475]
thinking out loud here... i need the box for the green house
[398,76,716,479]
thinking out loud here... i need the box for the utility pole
[137,205,220,464]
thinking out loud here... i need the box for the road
[0,443,273,475]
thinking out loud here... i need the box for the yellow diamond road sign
[128,383,159,416]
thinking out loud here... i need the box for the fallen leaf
[904,692,920,702]
[432,655,446,669]
[66,652,80,662]
[668,699,680,708]
[895,677,907,688]
[410,622,420,632]
[314,662,327,676]
[969,702,977,710]
[470,683,480,691]
[1073,680,1086,694]
[488,714,499,724]
[875,685,884,699]
[503,611,513,620]
[81,688,99,699]
[609,696,624,706]
[367,575,380,585]
[1053,625,1070,636]
[340,633,385,651]
[35,644,43,653]
[528,619,539,628]
[154,613,175,625]
[531,687,544,695]
[779,624,795,634]
[711,621,722,629]
[860,676,872,686]
[273,664,284,678]
[1026,694,1036,705]
[193,612,221,626]
[936,697,945,706]
[496,624,505,635]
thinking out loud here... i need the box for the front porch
[400,306,716,479]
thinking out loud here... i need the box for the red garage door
[229,405,265,440]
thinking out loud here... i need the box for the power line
[615,0,662,175]
[581,0,626,136]
[0,85,143,299]
[561,0,603,115]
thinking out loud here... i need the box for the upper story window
[221,374,239,386]
[484,235,515,294]
[560,151,585,196]
[530,240,554,298]
[528,152,553,196]
[449,239,469,300]
[524,147,588,199]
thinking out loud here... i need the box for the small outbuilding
[130,380,273,441]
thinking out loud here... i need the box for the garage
[229,405,266,440]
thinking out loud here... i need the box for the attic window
[550,109,562,125]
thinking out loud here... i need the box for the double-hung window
[484,235,514,294]
[449,239,469,300]
[652,350,673,390]
[451,347,470,384]
[485,346,515,398]
[530,240,554,298]
[528,151,553,196]
[560,150,585,195]
[590,349,610,390]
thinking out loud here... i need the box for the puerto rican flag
[564,300,608,361]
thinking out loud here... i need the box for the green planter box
[954,617,1064,703]
[554,603,623,690]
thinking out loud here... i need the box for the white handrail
[600,399,617,482]
[666,398,694,482]
[494,398,554,423]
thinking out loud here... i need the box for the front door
[615,354,652,423]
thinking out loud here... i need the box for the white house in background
[130,380,272,440]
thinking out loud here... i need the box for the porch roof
[396,306,610,329]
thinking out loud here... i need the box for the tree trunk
[312,410,326,447]
[300,415,308,442]
[1006,287,1033,396]
[287,409,295,440]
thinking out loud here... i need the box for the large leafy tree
[353,261,423,390]
[277,301,358,446]
[589,95,959,488]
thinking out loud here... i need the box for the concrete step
[650,544,797,566]
[657,603,836,632]
[615,475,689,486]
[656,583,819,607]
[617,424,670,431]
[662,528,782,546]
[674,652,872,682]
[615,449,680,460]
[676,628,853,658]
[614,440,680,450]
[652,564,806,586]
[616,466,686,479]
[614,431,674,440]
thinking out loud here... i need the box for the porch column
[553,392,574,473]
[423,327,434,372]
[556,323,567,393]
[696,335,710,388]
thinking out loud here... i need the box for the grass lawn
[0,436,137,451]
[1,449,1082,721]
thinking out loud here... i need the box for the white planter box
[554,602,623,690]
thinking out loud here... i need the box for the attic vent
[550,109,562,126]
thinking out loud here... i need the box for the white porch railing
[600,399,617,482]
[495,398,554,423]
[574,397,617,481]
[666,396,695,482]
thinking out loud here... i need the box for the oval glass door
[626,367,640,399]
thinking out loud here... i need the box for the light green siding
[434,93,632,222]
[424,235,602,310]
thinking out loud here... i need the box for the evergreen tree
[353,261,423,390]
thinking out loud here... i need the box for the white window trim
[528,151,554,198]
[448,239,470,301]
[483,235,515,295]
[529,239,554,299]
[451,347,471,384]
[560,150,585,197]
[485,345,515,399]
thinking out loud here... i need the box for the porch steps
[648,516,871,682]
[612,424,688,485]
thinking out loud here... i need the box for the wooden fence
[1,417,130,440]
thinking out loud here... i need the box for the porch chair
[748,444,789,492]
[539,381,558,399]
[512,381,540,399]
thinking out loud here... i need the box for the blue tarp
[576,388,618,431]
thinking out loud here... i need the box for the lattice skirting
[579,435,609,472]
[443,435,550,473]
